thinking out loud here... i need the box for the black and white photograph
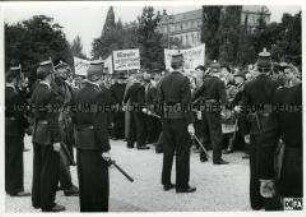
[1,0,304,214]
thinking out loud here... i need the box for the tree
[5,15,74,87]
[137,6,164,70]
[92,6,119,59]
[71,35,87,59]
[201,6,222,61]
[218,6,242,65]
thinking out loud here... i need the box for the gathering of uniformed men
[5,47,302,211]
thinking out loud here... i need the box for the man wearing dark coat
[158,54,196,193]
[240,49,280,210]
[31,60,65,212]
[193,61,229,165]
[258,70,302,203]
[72,61,111,212]
[53,62,79,196]
[5,65,30,197]
[110,76,126,140]
[123,75,149,150]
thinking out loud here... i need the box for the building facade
[158,6,271,49]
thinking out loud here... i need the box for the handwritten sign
[113,49,140,71]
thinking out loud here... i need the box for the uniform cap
[209,60,221,72]
[171,53,184,69]
[87,60,104,81]
[257,48,272,72]
[37,60,54,79]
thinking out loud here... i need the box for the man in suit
[158,54,196,193]
[72,61,111,212]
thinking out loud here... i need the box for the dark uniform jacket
[72,82,111,152]
[158,71,193,124]
[193,75,227,106]
[259,84,302,180]
[5,84,29,136]
[123,82,145,106]
[31,82,63,145]
[240,74,278,136]
[110,83,126,104]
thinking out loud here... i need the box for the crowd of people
[5,48,302,212]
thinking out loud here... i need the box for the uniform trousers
[77,149,109,212]
[249,135,281,210]
[5,134,25,195]
[201,112,223,163]
[162,119,190,190]
[32,143,59,210]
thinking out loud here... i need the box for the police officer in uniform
[240,48,279,210]
[259,66,302,203]
[53,62,79,196]
[193,61,229,165]
[72,61,111,212]
[5,65,30,197]
[31,60,65,212]
[158,54,196,193]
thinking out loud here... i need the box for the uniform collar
[6,83,16,92]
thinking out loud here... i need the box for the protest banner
[164,44,205,72]
[113,49,141,71]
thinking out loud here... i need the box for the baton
[192,135,210,159]
[102,156,134,183]
[60,142,76,166]
[142,108,161,119]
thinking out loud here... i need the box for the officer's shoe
[11,191,31,197]
[137,146,150,150]
[213,159,229,165]
[42,204,66,212]
[64,185,79,196]
[163,183,175,191]
[176,186,196,193]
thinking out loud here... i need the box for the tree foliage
[5,15,74,87]
[137,6,165,70]
[71,35,87,59]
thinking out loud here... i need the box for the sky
[3,3,302,57]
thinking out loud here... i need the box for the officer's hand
[234,105,242,113]
[260,179,275,198]
[53,143,61,152]
[244,134,250,144]
[102,152,111,162]
[187,124,195,136]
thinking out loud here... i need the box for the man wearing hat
[5,65,31,197]
[123,74,149,150]
[110,73,127,140]
[240,48,280,210]
[158,53,196,193]
[71,61,111,212]
[31,60,66,212]
[52,62,79,197]
[193,61,229,165]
